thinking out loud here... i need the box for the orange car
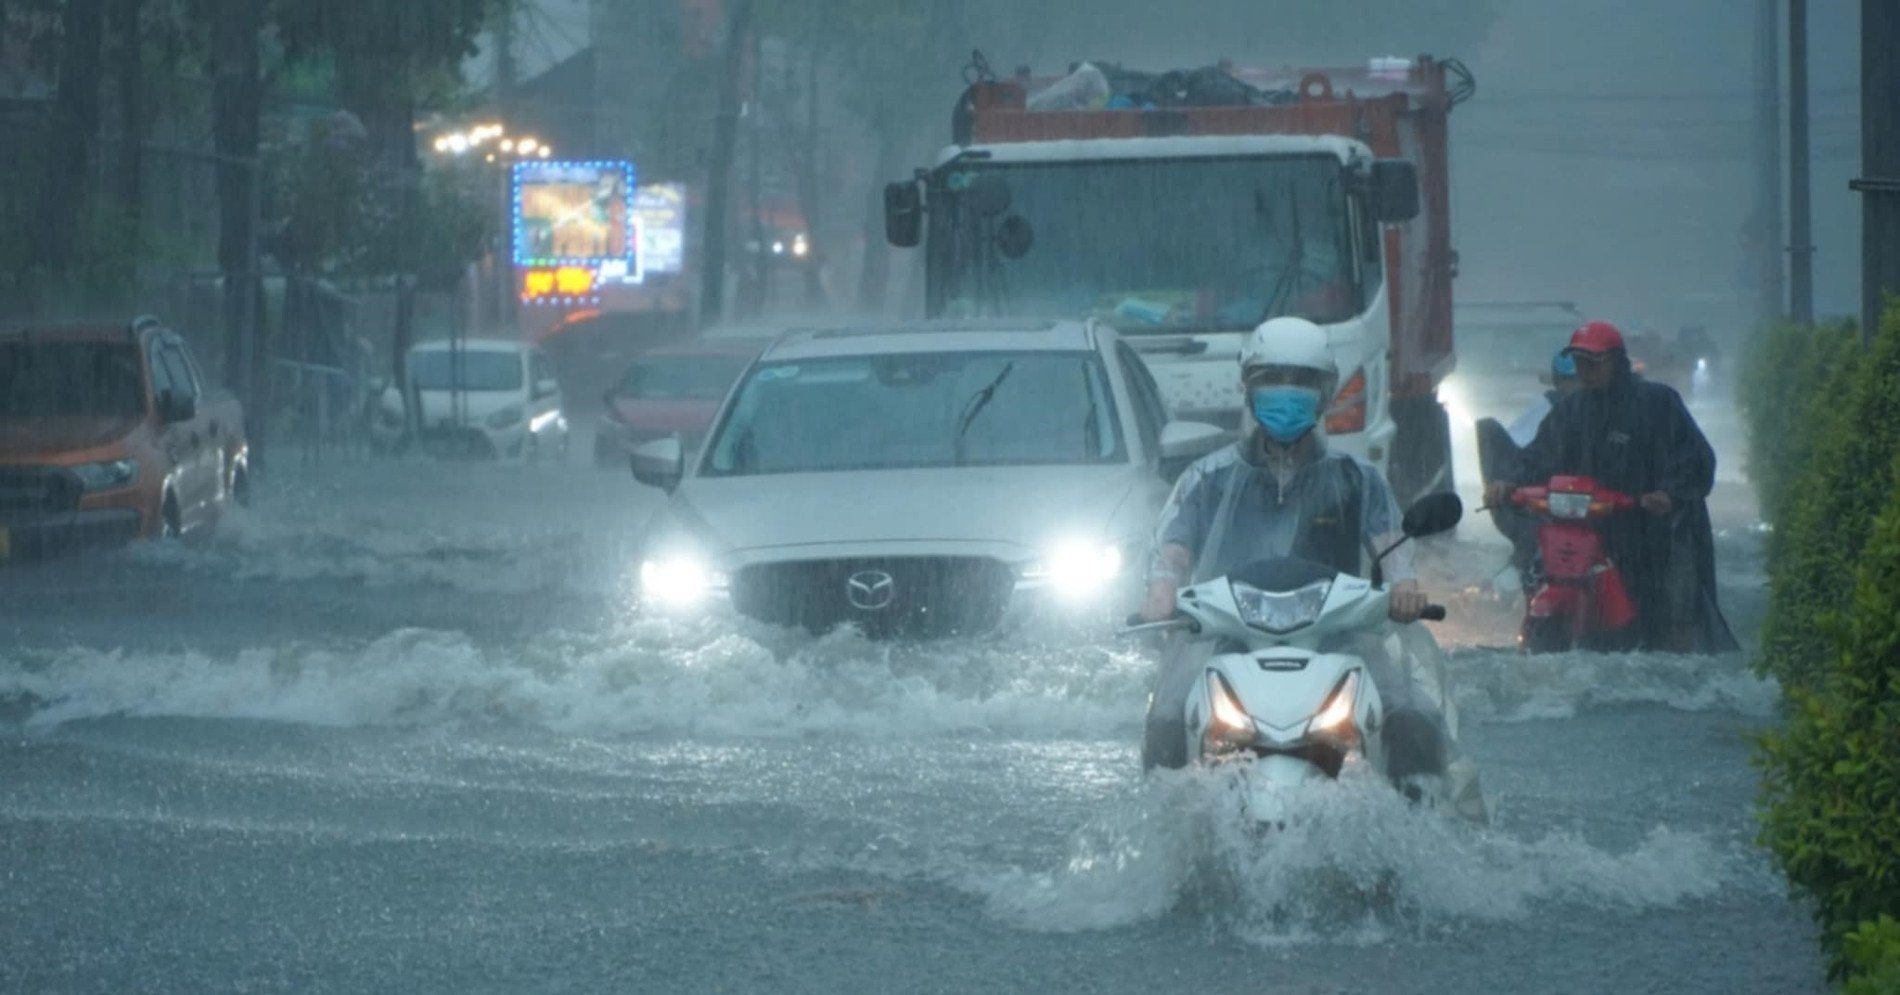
[0,316,249,559]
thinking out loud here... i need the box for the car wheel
[161,494,183,540]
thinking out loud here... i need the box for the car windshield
[408,350,523,392]
[928,154,1361,333]
[618,353,754,401]
[704,350,1123,476]
[0,341,145,419]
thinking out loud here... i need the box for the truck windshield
[0,341,145,419]
[927,154,1357,333]
[408,350,523,392]
[704,351,1123,476]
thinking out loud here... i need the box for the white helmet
[1240,317,1338,393]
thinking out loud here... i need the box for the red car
[594,336,769,466]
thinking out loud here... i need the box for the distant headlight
[1231,578,1331,634]
[640,556,727,609]
[70,459,139,492]
[487,405,525,430]
[1022,541,1124,599]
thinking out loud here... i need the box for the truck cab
[887,57,1469,503]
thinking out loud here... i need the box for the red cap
[1565,320,1626,356]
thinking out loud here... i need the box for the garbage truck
[884,55,1473,503]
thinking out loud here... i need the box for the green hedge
[1736,318,1859,526]
[1750,303,1900,989]
[1754,310,1900,693]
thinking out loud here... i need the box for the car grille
[0,466,81,514]
[731,556,1017,638]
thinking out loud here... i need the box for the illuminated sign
[512,160,638,269]
[521,265,602,305]
[635,183,687,275]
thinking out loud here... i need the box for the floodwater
[1,399,1822,994]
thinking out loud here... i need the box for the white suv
[630,318,1228,638]
[373,339,570,461]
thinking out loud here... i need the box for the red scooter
[1510,476,1640,652]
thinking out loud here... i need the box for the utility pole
[1753,0,1785,325]
[1855,0,1900,343]
[699,0,755,329]
[493,4,517,332]
[1787,0,1813,325]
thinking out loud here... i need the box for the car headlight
[639,556,727,609]
[487,405,525,430]
[1023,541,1124,598]
[1308,672,1360,736]
[1231,578,1331,634]
[69,459,139,492]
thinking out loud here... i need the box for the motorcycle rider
[1136,318,1485,821]
[1479,350,1582,587]
[1484,320,1739,654]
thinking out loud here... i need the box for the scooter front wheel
[1520,614,1573,654]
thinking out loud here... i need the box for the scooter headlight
[1308,672,1360,735]
[1203,673,1257,752]
[1231,579,1331,634]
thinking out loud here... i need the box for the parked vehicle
[0,316,249,558]
[372,339,569,462]
[594,336,769,466]
[1511,475,1640,652]
[630,317,1229,638]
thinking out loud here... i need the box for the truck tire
[1390,394,1455,507]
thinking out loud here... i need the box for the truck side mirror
[1370,159,1420,223]
[884,181,923,248]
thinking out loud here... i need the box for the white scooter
[1123,493,1485,826]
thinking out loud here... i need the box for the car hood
[0,415,141,458]
[660,463,1144,563]
[405,389,525,423]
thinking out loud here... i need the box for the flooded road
[0,416,1823,994]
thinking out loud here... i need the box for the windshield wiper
[953,362,1014,463]
[1263,184,1307,321]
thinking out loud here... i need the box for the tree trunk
[39,0,107,278]
[111,0,146,240]
[698,0,754,329]
[211,0,262,453]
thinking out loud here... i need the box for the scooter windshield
[1226,556,1341,593]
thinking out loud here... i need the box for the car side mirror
[158,389,196,424]
[1158,420,1229,461]
[1401,491,1464,538]
[630,436,685,492]
[1369,159,1420,223]
[534,377,560,401]
[884,180,922,248]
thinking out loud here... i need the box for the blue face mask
[1250,386,1322,444]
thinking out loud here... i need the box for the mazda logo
[846,570,896,611]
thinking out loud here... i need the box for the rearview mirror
[995,215,1035,260]
[158,389,196,425]
[1401,491,1463,538]
[1369,159,1420,223]
[631,436,685,492]
[1158,420,1229,461]
[884,181,922,248]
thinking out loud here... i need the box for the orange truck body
[0,317,248,559]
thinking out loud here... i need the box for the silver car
[629,318,1229,638]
